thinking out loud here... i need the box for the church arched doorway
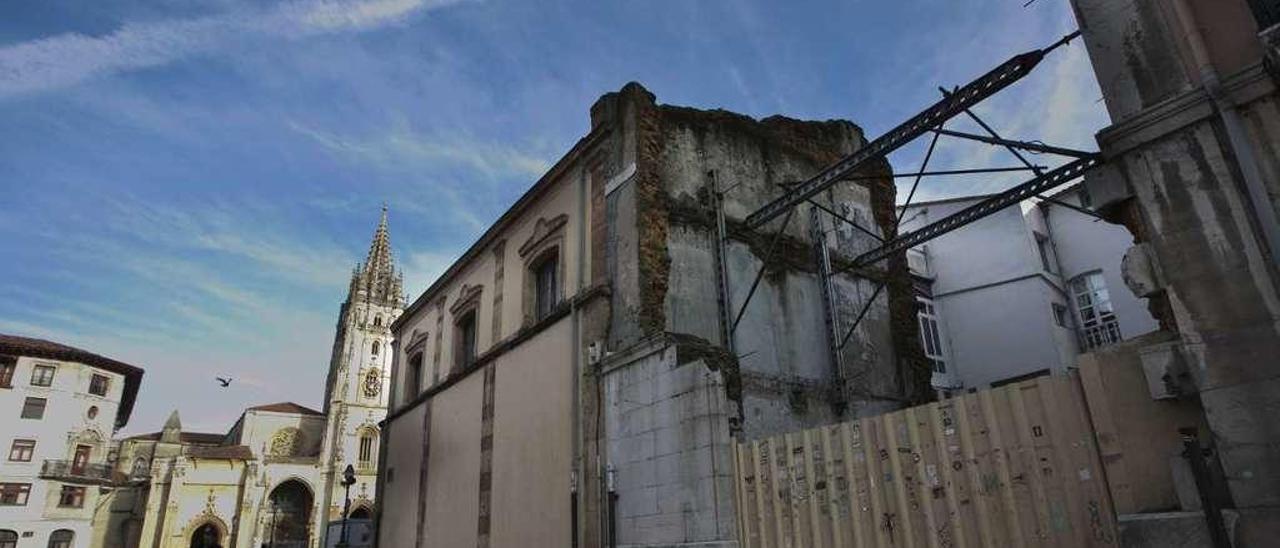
[190,523,222,548]
[266,479,313,548]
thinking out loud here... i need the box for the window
[0,483,31,506]
[8,440,34,462]
[1034,232,1056,274]
[87,406,99,420]
[455,310,477,369]
[406,353,423,400]
[31,365,56,387]
[371,340,380,356]
[0,356,14,388]
[1052,303,1070,328]
[89,373,110,396]
[915,297,948,374]
[48,530,74,548]
[373,315,382,328]
[532,250,560,321]
[358,429,377,467]
[57,486,85,508]
[0,530,15,548]
[21,397,47,419]
[1072,272,1122,350]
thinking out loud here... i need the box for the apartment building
[0,334,144,548]
[902,183,1159,390]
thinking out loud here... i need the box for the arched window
[357,427,378,468]
[371,340,380,356]
[0,530,17,548]
[373,315,382,327]
[48,530,74,548]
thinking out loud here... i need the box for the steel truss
[720,31,1102,388]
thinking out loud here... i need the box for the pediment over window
[449,283,484,315]
[518,214,568,258]
[404,329,428,352]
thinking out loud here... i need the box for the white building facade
[0,334,144,548]
[902,184,1160,390]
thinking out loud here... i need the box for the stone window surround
[449,284,484,373]
[518,214,568,327]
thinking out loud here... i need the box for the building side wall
[489,320,574,548]
[377,403,425,548]
[936,278,1070,388]
[421,372,483,548]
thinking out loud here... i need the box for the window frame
[30,364,56,387]
[57,486,86,508]
[454,309,478,371]
[89,373,110,396]
[21,397,47,419]
[0,529,16,548]
[0,356,14,388]
[531,248,562,322]
[914,296,948,374]
[405,352,424,402]
[1070,271,1122,351]
[48,530,74,548]
[8,439,35,462]
[357,428,378,467]
[0,483,31,506]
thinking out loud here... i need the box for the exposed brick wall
[631,84,672,335]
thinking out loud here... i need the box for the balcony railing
[39,460,117,485]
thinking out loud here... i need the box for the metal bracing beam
[730,205,798,335]
[930,128,1094,158]
[936,86,1106,221]
[840,155,1101,272]
[810,207,848,405]
[743,31,1081,229]
[838,283,885,350]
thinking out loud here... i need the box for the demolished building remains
[375,83,930,547]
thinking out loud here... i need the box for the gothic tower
[315,206,404,541]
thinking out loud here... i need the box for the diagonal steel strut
[841,155,1101,273]
[743,31,1081,229]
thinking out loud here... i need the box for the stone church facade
[90,210,403,548]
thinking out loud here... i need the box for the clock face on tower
[363,368,381,398]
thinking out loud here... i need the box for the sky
[0,0,1108,435]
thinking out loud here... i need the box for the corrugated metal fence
[731,374,1118,547]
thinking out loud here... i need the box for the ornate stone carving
[267,428,305,457]
[363,368,382,398]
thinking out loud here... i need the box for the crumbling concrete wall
[589,83,927,547]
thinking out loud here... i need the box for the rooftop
[247,402,324,416]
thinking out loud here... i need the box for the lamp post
[338,464,356,548]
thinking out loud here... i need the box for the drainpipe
[571,167,588,546]
[1171,0,1280,266]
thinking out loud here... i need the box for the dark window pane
[21,397,46,419]
[89,374,110,396]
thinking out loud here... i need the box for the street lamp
[338,464,357,548]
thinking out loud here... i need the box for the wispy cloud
[0,0,468,98]
[291,118,553,180]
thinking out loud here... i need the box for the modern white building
[0,334,144,548]
[901,183,1160,390]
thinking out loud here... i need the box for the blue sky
[0,0,1107,434]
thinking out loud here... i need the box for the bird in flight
[216,377,232,388]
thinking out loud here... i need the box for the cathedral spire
[350,205,404,307]
[161,410,182,444]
